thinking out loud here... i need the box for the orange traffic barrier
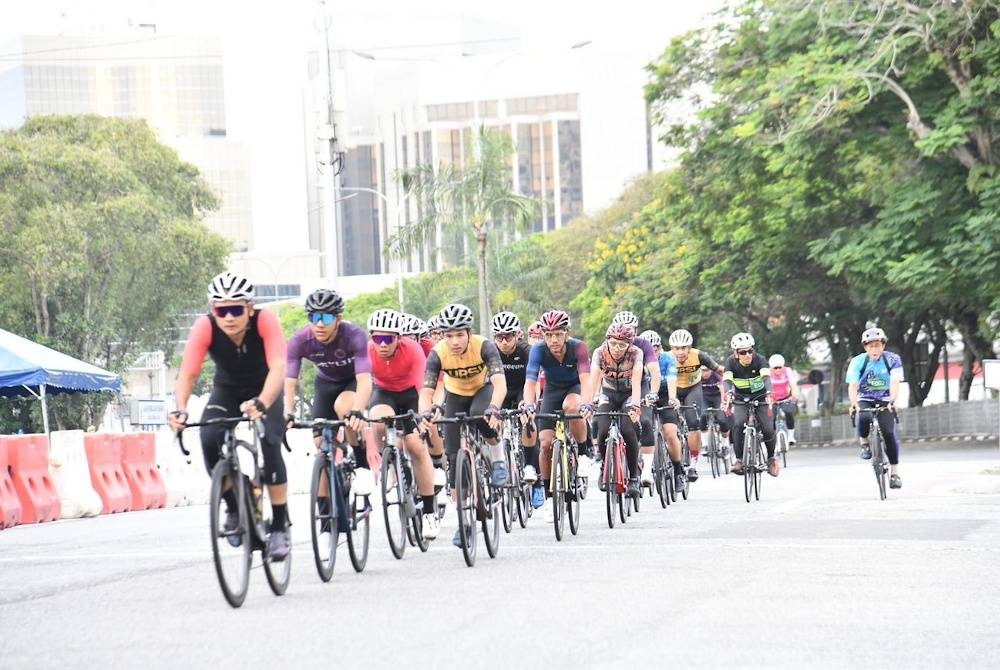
[83,433,132,514]
[5,434,60,524]
[0,439,23,529]
[120,433,167,510]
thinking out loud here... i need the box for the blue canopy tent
[0,328,121,433]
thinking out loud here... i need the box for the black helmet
[305,289,344,315]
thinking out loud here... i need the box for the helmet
[612,311,639,329]
[427,315,441,332]
[861,327,887,344]
[768,354,785,368]
[304,289,344,314]
[207,271,254,302]
[605,323,636,343]
[367,308,403,333]
[400,313,426,336]
[668,329,693,347]
[539,310,571,331]
[527,321,544,339]
[730,332,755,350]
[491,311,521,335]
[438,303,474,331]
[637,330,661,347]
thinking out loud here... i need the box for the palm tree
[385,127,540,334]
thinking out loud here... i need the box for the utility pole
[318,0,342,283]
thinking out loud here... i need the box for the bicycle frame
[852,406,897,501]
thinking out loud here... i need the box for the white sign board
[984,359,1000,390]
[131,399,167,425]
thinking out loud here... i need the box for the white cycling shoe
[353,467,376,497]
[523,465,538,483]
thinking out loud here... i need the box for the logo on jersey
[447,363,487,379]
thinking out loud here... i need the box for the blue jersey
[655,351,678,394]
[846,351,903,401]
[525,338,590,388]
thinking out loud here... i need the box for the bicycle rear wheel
[209,462,251,608]
[777,430,789,468]
[309,455,336,582]
[479,452,501,559]
[455,449,477,567]
[707,429,720,479]
[874,432,888,500]
[655,435,669,509]
[347,488,370,572]
[380,447,407,559]
[551,441,565,541]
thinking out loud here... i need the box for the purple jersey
[286,321,372,383]
[634,337,656,365]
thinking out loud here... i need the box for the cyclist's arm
[699,350,724,374]
[282,378,298,416]
[629,347,644,406]
[419,351,443,413]
[283,327,306,416]
[666,377,678,403]
[481,341,507,407]
[522,343,543,406]
[587,348,603,401]
[722,367,735,399]
[256,309,288,411]
[175,315,211,414]
[350,328,374,412]
[576,340,593,401]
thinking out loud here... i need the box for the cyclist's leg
[331,379,361,454]
[614,393,641,484]
[468,384,501,458]
[442,391,473,490]
[878,404,901,472]
[389,388,435,513]
[857,400,874,457]
[657,406,684,481]
[200,389,240,510]
[783,402,797,443]
[260,393,289,528]
[537,385,569,491]
[682,386,704,459]
[313,377,356,459]
[730,403,749,463]
[561,386,588,451]
[757,403,776,459]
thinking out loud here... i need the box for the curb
[794,435,998,449]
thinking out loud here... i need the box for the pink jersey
[769,366,796,401]
[368,337,426,393]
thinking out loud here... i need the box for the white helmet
[438,303,474,331]
[612,311,639,329]
[768,354,785,368]
[400,313,426,336]
[637,330,661,347]
[668,329,693,347]
[730,332,755,350]
[208,271,254,302]
[861,327,887,344]
[367,308,403,334]
[491,311,521,335]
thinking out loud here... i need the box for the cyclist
[284,289,375,495]
[366,308,439,539]
[847,326,903,489]
[667,328,724,482]
[610,312,660,488]
[721,332,779,477]
[523,310,593,519]
[585,323,644,499]
[491,311,542,504]
[401,313,435,355]
[526,321,545,347]
[699,364,731,442]
[638,330,686,491]
[768,354,799,445]
[417,304,508,546]
[169,272,291,560]
[427,315,443,343]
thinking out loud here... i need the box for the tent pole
[40,384,50,434]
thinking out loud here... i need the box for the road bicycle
[650,412,673,509]
[178,415,291,608]
[289,418,370,581]
[536,412,584,540]
[774,399,793,468]
[703,407,731,478]
[593,410,634,528]
[673,403,700,501]
[497,408,531,531]
[852,405,898,501]
[730,399,769,503]
[433,413,502,567]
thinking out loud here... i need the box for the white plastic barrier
[48,430,102,518]
[154,430,208,506]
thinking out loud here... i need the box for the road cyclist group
[167,271,906,605]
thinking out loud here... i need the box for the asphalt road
[2,441,999,669]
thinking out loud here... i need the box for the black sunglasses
[736,348,754,356]
[213,305,245,318]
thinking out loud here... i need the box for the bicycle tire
[501,440,515,533]
[604,438,617,529]
[262,521,292,596]
[410,504,429,552]
[707,427,721,479]
[209,462,251,608]
[618,444,629,524]
[479,451,501,559]
[347,487,370,572]
[743,431,754,503]
[777,430,789,469]
[455,448,477,566]
[568,451,581,535]
[309,455,336,582]
[655,434,669,509]
[552,440,565,541]
[874,429,888,501]
[516,479,529,529]
[380,447,407,560]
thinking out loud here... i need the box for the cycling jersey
[675,349,722,389]
[723,353,772,400]
[770,366,797,401]
[592,343,643,394]
[286,321,371,383]
[424,335,504,397]
[525,338,590,388]
[499,340,531,406]
[846,351,903,401]
[655,351,679,394]
[368,337,426,393]
[634,337,657,366]
[181,310,286,389]
[701,369,723,401]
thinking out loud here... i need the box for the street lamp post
[339,186,405,311]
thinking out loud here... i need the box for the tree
[0,115,230,430]
[385,128,540,334]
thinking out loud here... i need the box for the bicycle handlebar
[176,414,266,456]
[850,405,899,427]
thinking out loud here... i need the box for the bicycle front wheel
[568,453,581,536]
[309,455,337,582]
[263,521,292,596]
[874,432,888,500]
[501,440,515,534]
[777,430,789,468]
[551,441,565,541]
[654,436,669,509]
[480,452,501,559]
[455,449,477,567]
[347,486,370,571]
[380,447,408,559]
[604,441,617,529]
[209,462,251,608]
[743,433,754,503]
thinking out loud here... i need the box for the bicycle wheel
[409,501,429,552]
[455,448,477,567]
[754,441,763,501]
[516,479,529,529]
[347,487,370,572]
[654,435,668,509]
[618,444,629,524]
[480,452,501,559]
[380,447,407,559]
[604,440,617,529]
[262,519,291,596]
[707,428,720,479]
[309,455,336,582]
[209,462,251,608]
[568,453,581,536]
[551,440,565,541]
[777,430,789,469]
[501,440,515,534]
[874,431,888,501]
[743,432,754,503]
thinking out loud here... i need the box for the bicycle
[536,412,584,540]
[593,410,633,528]
[673,403,700,501]
[497,408,531,532]
[432,413,502,567]
[178,415,291,608]
[730,398,770,503]
[650,411,673,509]
[289,418,370,581]
[703,407,730,478]
[774,399,792,468]
[369,412,430,558]
[851,406,898,501]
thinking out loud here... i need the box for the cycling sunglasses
[736,348,754,356]
[213,305,245,318]
[494,333,517,342]
[371,334,397,345]
[309,313,336,326]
